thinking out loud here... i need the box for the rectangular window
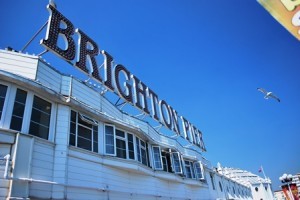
[105,124,115,155]
[171,152,183,174]
[69,111,98,153]
[127,133,135,160]
[194,161,205,180]
[135,137,148,166]
[29,96,51,140]
[136,137,141,162]
[10,88,27,131]
[210,172,216,190]
[152,146,163,170]
[184,160,195,179]
[0,84,8,120]
[140,140,148,166]
[116,129,126,159]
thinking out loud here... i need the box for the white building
[216,164,274,200]
[274,190,286,200]
[0,49,253,199]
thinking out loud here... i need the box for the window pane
[116,129,125,138]
[29,96,51,140]
[0,84,8,120]
[69,133,75,146]
[71,110,76,122]
[194,162,203,180]
[141,148,147,166]
[162,156,168,172]
[10,116,23,131]
[78,137,92,151]
[153,146,163,170]
[172,152,182,174]
[136,138,141,162]
[105,125,115,154]
[29,121,49,139]
[78,125,92,139]
[32,96,52,113]
[93,141,98,153]
[127,133,135,160]
[10,89,27,131]
[78,114,92,128]
[116,139,126,159]
[93,126,98,153]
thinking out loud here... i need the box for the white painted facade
[216,165,274,200]
[0,49,253,199]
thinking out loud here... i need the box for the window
[219,181,223,192]
[136,137,141,162]
[116,129,126,159]
[140,139,148,166]
[194,161,205,180]
[135,137,148,166]
[210,172,216,190]
[0,84,8,120]
[10,89,27,131]
[152,146,163,170]
[161,151,172,172]
[69,111,98,152]
[105,124,115,155]
[171,152,183,174]
[127,133,135,160]
[29,95,52,139]
[184,160,195,179]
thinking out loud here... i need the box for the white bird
[257,88,280,102]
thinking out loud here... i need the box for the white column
[51,105,70,199]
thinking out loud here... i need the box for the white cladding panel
[36,61,61,93]
[72,79,102,111]
[101,97,123,119]
[29,140,54,199]
[66,148,211,200]
[0,50,38,79]
[0,143,11,199]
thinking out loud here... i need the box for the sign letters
[41,4,206,151]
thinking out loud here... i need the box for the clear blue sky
[1,0,299,190]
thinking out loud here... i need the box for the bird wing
[269,93,280,102]
[257,88,268,94]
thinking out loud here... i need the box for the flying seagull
[257,88,280,102]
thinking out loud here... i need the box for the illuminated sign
[40,4,206,151]
[257,0,300,40]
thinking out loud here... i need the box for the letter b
[41,4,76,61]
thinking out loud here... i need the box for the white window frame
[171,152,183,174]
[194,161,205,180]
[115,128,127,159]
[127,132,135,160]
[184,159,196,179]
[9,88,28,132]
[70,110,98,152]
[0,82,11,128]
[27,94,56,141]
[152,146,163,170]
[104,124,116,156]
[140,139,148,166]
[135,136,148,166]
[79,113,98,126]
